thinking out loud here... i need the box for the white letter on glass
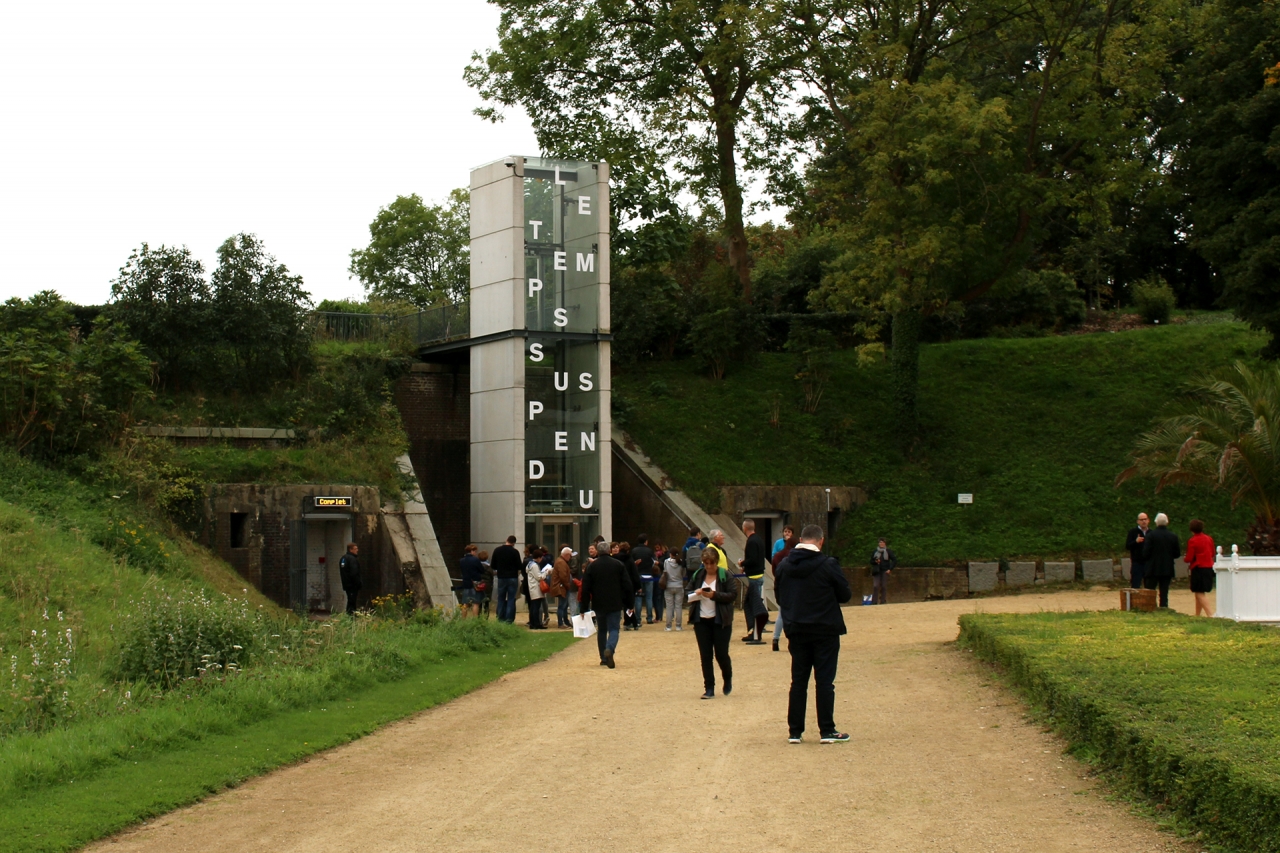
[554,166,567,186]
[528,278,543,297]
[575,253,594,273]
[529,342,544,362]
[554,372,569,391]
[529,460,544,480]
[554,251,567,271]
[580,431,596,452]
[577,196,591,215]
[579,490,594,509]
[529,220,542,239]
[554,308,568,327]
[578,372,593,391]
[554,431,568,451]
[529,401,543,420]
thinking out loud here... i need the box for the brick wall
[394,364,470,575]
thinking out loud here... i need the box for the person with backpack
[688,549,739,699]
[338,542,362,616]
[661,547,685,631]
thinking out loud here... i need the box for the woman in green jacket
[688,549,739,699]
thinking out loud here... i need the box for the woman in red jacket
[1185,519,1217,617]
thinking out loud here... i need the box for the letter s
[529,342,544,362]
[553,308,568,327]
[578,372,593,391]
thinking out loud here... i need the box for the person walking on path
[1142,513,1181,609]
[661,547,685,631]
[739,520,768,643]
[458,544,485,618]
[764,525,793,618]
[775,524,852,744]
[338,543,362,616]
[688,549,739,699]
[632,534,657,624]
[869,538,896,605]
[1186,519,1217,617]
[770,529,798,651]
[550,546,574,628]
[581,542,633,668]
[1125,512,1151,589]
[490,536,523,624]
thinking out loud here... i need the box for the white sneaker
[676,626,683,631]
[665,627,672,631]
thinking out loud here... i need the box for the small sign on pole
[958,493,974,504]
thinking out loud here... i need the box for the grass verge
[958,610,1280,853]
[0,627,573,853]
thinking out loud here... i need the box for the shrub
[116,591,261,689]
[96,517,175,573]
[1131,276,1176,324]
[3,611,75,732]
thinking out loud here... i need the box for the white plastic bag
[572,609,597,639]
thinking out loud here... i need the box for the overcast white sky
[0,1,538,306]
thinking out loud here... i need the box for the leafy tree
[1118,362,1280,555]
[348,190,469,308]
[108,243,211,389]
[466,0,793,301]
[1173,0,1280,355]
[210,234,312,387]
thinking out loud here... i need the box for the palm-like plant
[1117,361,1280,555]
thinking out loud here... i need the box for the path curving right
[91,589,1201,853]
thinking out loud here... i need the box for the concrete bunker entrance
[300,513,354,614]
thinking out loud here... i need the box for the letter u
[554,372,569,391]
[578,490,594,509]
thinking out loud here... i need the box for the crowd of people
[1124,512,1218,615]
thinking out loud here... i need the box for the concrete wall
[718,485,867,541]
[395,362,470,575]
[611,446,693,551]
[202,484,395,611]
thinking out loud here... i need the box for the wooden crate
[1120,588,1157,612]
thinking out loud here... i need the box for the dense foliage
[959,611,1280,853]
[348,190,470,308]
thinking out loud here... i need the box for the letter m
[575,253,594,273]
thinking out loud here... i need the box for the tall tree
[785,0,1175,427]
[1173,0,1280,356]
[465,0,792,302]
[108,243,210,390]
[210,234,312,387]
[348,190,470,309]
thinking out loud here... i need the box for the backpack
[684,544,703,589]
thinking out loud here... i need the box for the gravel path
[90,589,1204,853]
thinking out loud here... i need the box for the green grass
[0,629,571,853]
[614,322,1265,564]
[958,611,1280,853]
[168,437,409,498]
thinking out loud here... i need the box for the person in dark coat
[338,542,362,616]
[458,544,485,617]
[581,543,633,668]
[775,524,853,744]
[688,548,740,698]
[1124,512,1151,589]
[869,538,896,605]
[1142,512,1181,608]
[489,536,523,624]
[739,520,768,643]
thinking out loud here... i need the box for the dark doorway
[230,512,249,548]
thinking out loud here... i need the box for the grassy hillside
[614,319,1265,565]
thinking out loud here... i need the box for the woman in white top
[687,549,738,699]
[523,549,549,630]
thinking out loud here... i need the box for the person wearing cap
[549,546,574,628]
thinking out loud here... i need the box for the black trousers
[1129,562,1146,589]
[527,598,544,628]
[693,620,733,692]
[345,589,358,615]
[1143,574,1171,608]
[788,632,840,736]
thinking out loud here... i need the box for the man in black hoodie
[581,542,634,668]
[775,524,852,744]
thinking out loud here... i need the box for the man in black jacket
[490,535,523,624]
[338,543,362,616]
[775,524,853,744]
[1124,512,1151,590]
[1142,512,1181,608]
[581,543,633,668]
[740,520,768,643]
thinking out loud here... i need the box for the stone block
[1005,561,1036,588]
[968,562,999,593]
[1082,559,1115,583]
[1043,561,1076,584]
[1120,558,1131,581]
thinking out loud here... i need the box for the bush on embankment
[958,611,1280,852]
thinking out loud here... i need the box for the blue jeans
[596,610,622,659]
[556,595,570,626]
[642,580,656,621]
[496,577,519,623]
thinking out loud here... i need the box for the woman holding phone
[688,548,739,699]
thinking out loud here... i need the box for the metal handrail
[308,303,471,348]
